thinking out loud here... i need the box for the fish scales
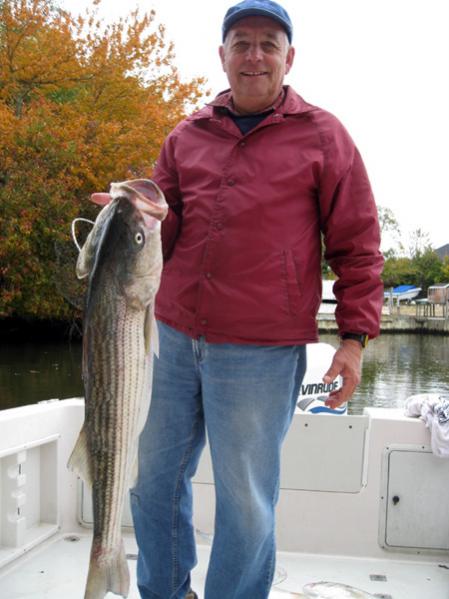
[87,300,146,558]
[68,179,168,599]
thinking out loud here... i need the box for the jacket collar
[208,87,286,114]
[187,85,313,122]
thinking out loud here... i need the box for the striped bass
[68,179,167,599]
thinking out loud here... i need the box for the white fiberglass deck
[2,400,449,598]
[1,531,449,599]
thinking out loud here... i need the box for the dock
[317,304,449,335]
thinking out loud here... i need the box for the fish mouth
[91,180,168,229]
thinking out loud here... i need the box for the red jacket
[153,86,384,345]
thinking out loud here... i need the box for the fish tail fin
[84,539,130,599]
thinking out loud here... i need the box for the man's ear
[285,46,295,75]
[219,45,226,72]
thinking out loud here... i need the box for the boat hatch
[0,435,60,569]
[379,445,449,553]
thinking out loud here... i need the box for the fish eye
[134,231,144,245]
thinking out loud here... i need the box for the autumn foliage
[0,0,206,320]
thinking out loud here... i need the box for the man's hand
[322,339,363,409]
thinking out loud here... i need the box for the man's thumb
[323,360,339,384]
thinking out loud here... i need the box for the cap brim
[223,8,292,42]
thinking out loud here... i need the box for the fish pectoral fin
[144,304,159,357]
[151,311,159,357]
[67,425,92,484]
[144,305,152,355]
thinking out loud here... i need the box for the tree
[377,205,403,257]
[408,227,432,260]
[382,248,444,293]
[0,0,82,117]
[382,257,417,289]
[441,257,449,283]
[413,248,444,291]
[0,0,207,320]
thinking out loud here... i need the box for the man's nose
[245,44,264,61]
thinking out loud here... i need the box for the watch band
[341,332,369,348]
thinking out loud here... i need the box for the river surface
[0,334,448,414]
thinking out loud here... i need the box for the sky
[60,0,449,251]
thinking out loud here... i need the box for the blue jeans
[130,322,306,599]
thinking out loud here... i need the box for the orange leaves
[0,0,207,320]
[0,0,80,115]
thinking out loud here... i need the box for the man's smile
[241,71,268,76]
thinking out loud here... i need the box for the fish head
[109,195,163,309]
[79,179,167,310]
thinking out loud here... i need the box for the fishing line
[273,565,288,586]
[71,218,94,252]
[194,528,214,544]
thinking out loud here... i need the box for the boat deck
[2,402,449,598]
[1,531,448,599]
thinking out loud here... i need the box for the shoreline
[0,318,82,342]
[1,310,449,343]
[317,306,449,335]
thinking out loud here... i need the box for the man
[130,1,384,598]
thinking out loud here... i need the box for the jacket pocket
[282,250,302,316]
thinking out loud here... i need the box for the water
[321,333,449,414]
[0,340,83,411]
[0,334,448,414]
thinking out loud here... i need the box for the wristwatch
[341,332,369,348]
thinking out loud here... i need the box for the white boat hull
[0,398,448,597]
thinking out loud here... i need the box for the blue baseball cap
[222,0,293,43]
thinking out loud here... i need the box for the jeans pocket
[282,250,302,316]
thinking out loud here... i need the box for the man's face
[219,16,295,114]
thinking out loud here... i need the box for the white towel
[405,394,449,458]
